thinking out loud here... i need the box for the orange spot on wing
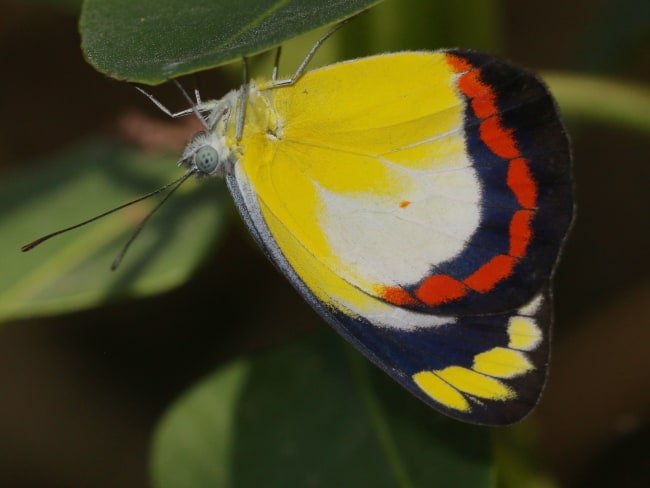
[381,286,419,306]
[480,117,519,159]
[458,70,486,98]
[445,54,473,73]
[509,210,534,258]
[507,158,538,208]
[457,71,498,119]
[472,95,498,120]
[415,275,467,305]
[464,255,517,292]
[447,54,521,161]
[399,201,411,208]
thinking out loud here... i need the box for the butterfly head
[179,128,231,179]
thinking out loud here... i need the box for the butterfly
[23,22,573,425]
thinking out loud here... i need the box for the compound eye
[194,145,219,174]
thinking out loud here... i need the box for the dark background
[0,1,648,487]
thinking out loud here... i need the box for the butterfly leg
[135,86,217,120]
[235,57,251,140]
[269,16,353,88]
[271,46,282,81]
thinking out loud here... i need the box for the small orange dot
[399,201,411,208]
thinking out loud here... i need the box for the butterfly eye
[194,145,219,174]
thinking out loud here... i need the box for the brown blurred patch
[535,283,650,485]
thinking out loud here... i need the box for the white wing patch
[337,292,454,330]
[317,160,481,288]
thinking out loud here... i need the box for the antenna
[21,168,197,270]
[21,75,214,269]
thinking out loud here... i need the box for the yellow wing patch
[268,52,462,160]
[237,52,479,309]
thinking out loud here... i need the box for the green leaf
[0,140,230,323]
[151,333,493,488]
[80,0,383,84]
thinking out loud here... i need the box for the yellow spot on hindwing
[413,365,516,413]
[473,347,532,378]
[507,317,542,351]
[412,371,471,412]
[436,367,515,401]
